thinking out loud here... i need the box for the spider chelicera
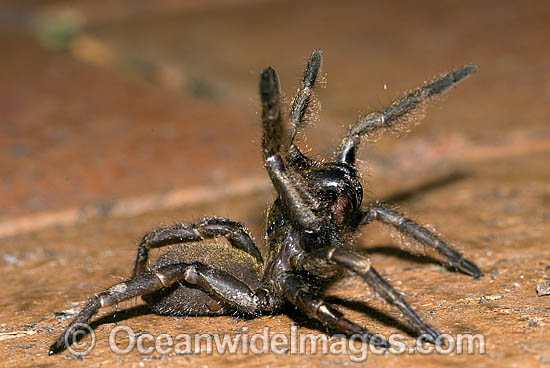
[50,50,482,355]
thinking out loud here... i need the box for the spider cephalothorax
[50,50,482,355]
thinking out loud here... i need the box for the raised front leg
[338,65,478,165]
[286,49,322,169]
[260,67,321,233]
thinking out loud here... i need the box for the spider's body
[262,162,363,289]
[50,50,482,355]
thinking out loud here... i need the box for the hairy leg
[133,217,262,277]
[338,65,478,165]
[362,205,483,278]
[260,67,321,232]
[280,272,389,348]
[286,49,322,169]
[306,248,441,343]
[49,262,271,355]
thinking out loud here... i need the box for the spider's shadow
[363,170,469,270]
[89,304,152,328]
[378,170,467,204]
[359,245,468,275]
[285,297,418,338]
[62,304,153,348]
[358,246,441,266]
[82,301,417,343]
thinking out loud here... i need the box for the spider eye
[316,189,337,202]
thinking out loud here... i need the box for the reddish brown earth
[0,1,549,367]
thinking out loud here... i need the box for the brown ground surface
[1,1,549,367]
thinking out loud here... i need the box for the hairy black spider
[49,50,482,355]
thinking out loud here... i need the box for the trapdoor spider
[50,50,482,355]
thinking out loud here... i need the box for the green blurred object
[36,9,84,51]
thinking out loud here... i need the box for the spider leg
[338,65,478,165]
[260,67,322,232]
[280,272,390,348]
[49,262,272,355]
[362,205,483,278]
[289,49,322,135]
[260,66,285,158]
[286,49,322,169]
[133,217,262,277]
[308,248,441,343]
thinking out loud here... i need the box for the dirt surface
[0,1,549,367]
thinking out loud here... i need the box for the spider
[49,50,482,355]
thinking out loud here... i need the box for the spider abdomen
[143,241,263,316]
